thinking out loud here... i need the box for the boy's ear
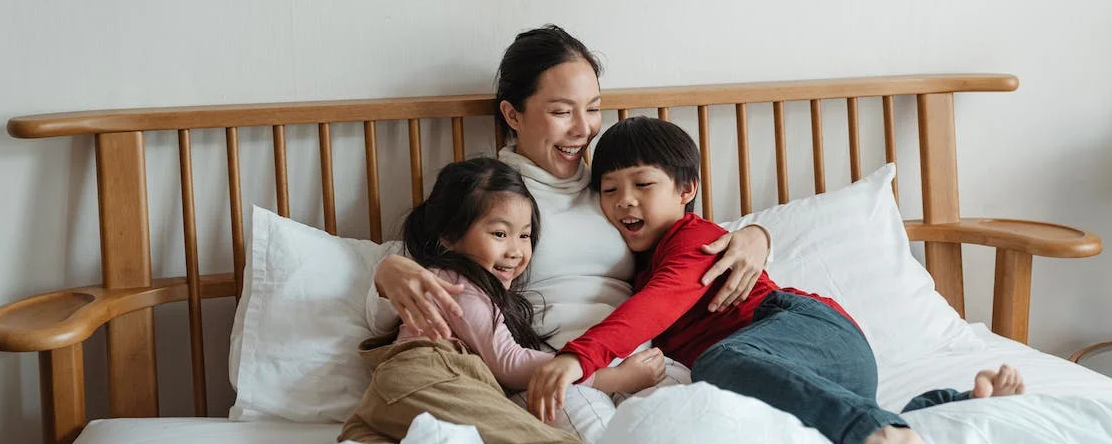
[499,100,522,133]
[679,180,698,205]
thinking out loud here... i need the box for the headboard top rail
[7,73,1017,139]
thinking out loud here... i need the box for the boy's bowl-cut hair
[590,116,700,212]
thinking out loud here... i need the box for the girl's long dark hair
[403,157,553,350]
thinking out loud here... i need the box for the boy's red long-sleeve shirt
[561,213,856,380]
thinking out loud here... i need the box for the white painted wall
[2,1,1111,442]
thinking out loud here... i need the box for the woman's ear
[679,180,698,205]
[499,100,522,132]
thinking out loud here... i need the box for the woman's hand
[699,225,771,312]
[374,254,465,340]
[527,354,584,423]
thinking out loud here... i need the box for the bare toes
[991,364,1024,396]
[973,369,996,398]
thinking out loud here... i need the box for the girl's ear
[679,180,698,206]
[499,100,522,132]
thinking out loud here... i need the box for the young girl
[339,157,665,444]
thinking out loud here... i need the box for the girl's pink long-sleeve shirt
[396,268,595,391]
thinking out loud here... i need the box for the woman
[374,24,772,351]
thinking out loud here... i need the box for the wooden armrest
[0,274,235,352]
[905,218,1102,258]
[1071,341,1112,363]
[907,218,1101,345]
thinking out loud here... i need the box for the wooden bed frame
[0,73,1102,444]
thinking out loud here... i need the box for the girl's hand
[527,354,584,423]
[612,347,665,393]
[374,254,465,340]
[700,225,771,312]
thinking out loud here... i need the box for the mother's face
[501,58,602,179]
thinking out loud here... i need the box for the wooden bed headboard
[0,73,1102,444]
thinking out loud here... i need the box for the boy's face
[598,164,696,253]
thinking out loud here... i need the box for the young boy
[526,117,1025,444]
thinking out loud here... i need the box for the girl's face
[501,58,602,179]
[446,193,535,289]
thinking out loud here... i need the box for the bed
[2,73,1109,444]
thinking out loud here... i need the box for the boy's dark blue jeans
[691,291,969,444]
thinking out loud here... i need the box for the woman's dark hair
[590,117,701,212]
[403,157,553,350]
[495,24,602,141]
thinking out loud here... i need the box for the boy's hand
[527,354,584,423]
[700,225,770,312]
[613,347,665,393]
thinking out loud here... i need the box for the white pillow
[228,205,401,423]
[719,164,975,365]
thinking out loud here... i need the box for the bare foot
[972,364,1026,398]
[862,426,925,444]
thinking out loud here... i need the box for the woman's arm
[699,224,772,312]
[374,254,465,340]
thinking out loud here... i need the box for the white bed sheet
[72,322,1112,444]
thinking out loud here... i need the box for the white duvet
[390,384,1112,444]
[594,383,1112,444]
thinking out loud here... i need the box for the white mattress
[73,418,341,444]
[73,323,1112,444]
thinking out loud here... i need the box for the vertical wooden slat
[319,123,337,235]
[735,104,752,215]
[409,119,424,207]
[40,345,85,444]
[272,125,290,217]
[657,107,670,121]
[847,97,862,182]
[177,129,208,417]
[364,121,383,243]
[993,249,1033,343]
[918,93,965,317]
[618,109,630,120]
[107,311,157,417]
[810,100,826,194]
[882,95,899,203]
[226,128,245,301]
[697,105,713,220]
[452,117,466,162]
[96,131,158,420]
[96,132,153,289]
[773,101,789,204]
